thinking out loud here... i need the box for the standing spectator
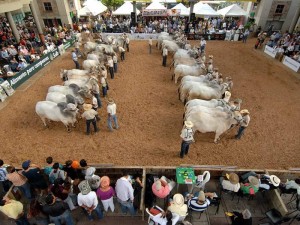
[71,49,79,69]
[242,29,250,43]
[149,37,153,54]
[6,166,31,199]
[63,160,79,186]
[179,121,194,158]
[85,167,101,190]
[0,196,30,225]
[115,173,135,215]
[96,176,115,212]
[125,35,130,52]
[118,46,125,61]
[43,193,74,225]
[162,46,168,67]
[91,81,102,108]
[107,98,119,132]
[107,56,114,79]
[113,53,118,73]
[0,159,10,195]
[22,160,48,196]
[81,104,99,135]
[49,162,66,184]
[235,109,250,140]
[77,180,103,221]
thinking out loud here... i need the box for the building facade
[245,0,300,32]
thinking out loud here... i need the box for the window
[275,5,284,14]
[44,2,53,11]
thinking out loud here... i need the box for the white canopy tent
[193,2,220,17]
[171,3,190,17]
[79,0,107,16]
[145,1,167,10]
[112,2,140,15]
[217,4,248,17]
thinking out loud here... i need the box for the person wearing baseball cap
[179,121,194,158]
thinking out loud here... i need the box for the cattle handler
[82,104,99,135]
[180,121,194,158]
[235,109,250,140]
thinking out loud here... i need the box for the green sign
[64,38,76,50]
[49,48,60,60]
[8,53,52,89]
[176,167,196,184]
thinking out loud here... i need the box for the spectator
[187,191,215,212]
[96,176,115,212]
[0,159,10,195]
[152,176,176,199]
[49,162,66,184]
[168,193,188,217]
[220,173,240,192]
[85,167,100,190]
[225,209,252,225]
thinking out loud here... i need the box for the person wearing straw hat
[187,191,215,212]
[241,171,281,190]
[106,56,114,79]
[107,98,119,132]
[168,193,188,217]
[152,176,176,199]
[91,81,102,108]
[81,104,99,135]
[240,176,259,195]
[77,180,103,221]
[96,176,115,212]
[235,109,250,140]
[179,121,194,158]
[220,173,241,192]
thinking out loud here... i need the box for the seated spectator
[85,167,100,190]
[281,178,300,195]
[152,176,176,199]
[96,176,115,212]
[9,58,18,72]
[7,45,18,59]
[43,193,74,225]
[187,191,215,212]
[241,171,281,190]
[17,59,28,71]
[49,162,66,184]
[225,209,252,225]
[220,173,240,192]
[78,180,103,221]
[19,45,31,63]
[240,176,259,195]
[168,193,188,217]
[0,47,10,62]
[148,206,179,225]
[0,196,30,224]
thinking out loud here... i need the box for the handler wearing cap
[235,109,250,140]
[107,98,119,132]
[180,121,194,158]
[82,104,99,135]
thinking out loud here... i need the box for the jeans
[73,60,79,69]
[113,63,118,73]
[236,126,246,139]
[49,210,74,225]
[93,93,102,108]
[102,86,107,97]
[18,182,31,199]
[107,114,119,131]
[15,214,30,225]
[121,52,125,61]
[86,203,103,221]
[86,118,98,135]
[180,141,190,158]
[126,43,129,52]
[162,55,167,66]
[109,67,114,79]
[117,198,135,215]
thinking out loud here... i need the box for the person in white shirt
[71,50,79,69]
[112,53,118,73]
[100,74,108,97]
[235,109,250,140]
[91,82,102,108]
[106,56,114,79]
[220,173,240,192]
[180,121,194,158]
[91,96,100,121]
[125,36,130,52]
[149,37,153,54]
[107,98,119,131]
[81,104,99,135]
[78,180,103,221]
[115,173,135,215]
[118,46,125,61]
[162,47,168,67]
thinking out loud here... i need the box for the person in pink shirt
[152,176,176,199]
[96,176,115,212]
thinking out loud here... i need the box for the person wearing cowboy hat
[180,121,194,158]
[100,73,108,97]
[168,193,188,217]
[107,98,119,131]
[240,176,259,195]
[118,45,125,61]
[77,180,103,221]
[106,56,114,79]
[235,109,250,140]
[220,173,241,192]
[91,81,102,108]
[81,104,99,135]
[187,191,216,212]
[125,35,130,52]
[112,53,118,73]
[152,176,176,199]
[241,171,281,190]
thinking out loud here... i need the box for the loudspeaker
[131,12,136,24]
[190,13,195,22]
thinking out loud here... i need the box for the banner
[0,85,7,102]
[7,53,52,89]
[264,45,278,58]
[282,56,300,72]
[49,48,60,60]
[142,9,168,17]
[0,81,14,96]
[63,38,76,50]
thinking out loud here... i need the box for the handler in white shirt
[107,98,119,131]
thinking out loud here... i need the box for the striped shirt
[188,197,210,212]
[6,172,27,186]
[0,167,7,181]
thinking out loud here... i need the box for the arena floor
[0,38,299,169]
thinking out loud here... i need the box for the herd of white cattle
[157,32,245,143]
[35,33,125,132]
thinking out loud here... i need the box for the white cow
[82,59,99,71]
[186,83,229,102]
[161,40,179,52]
[64,77,98,89]
[185,99,228,111]
[46,93,84,106]
[87,53,100,63]
[48,84,91,98]
[186,110,242,143]
[174,64,207,84]
[35,101,79,132]
[84,42,97,54]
